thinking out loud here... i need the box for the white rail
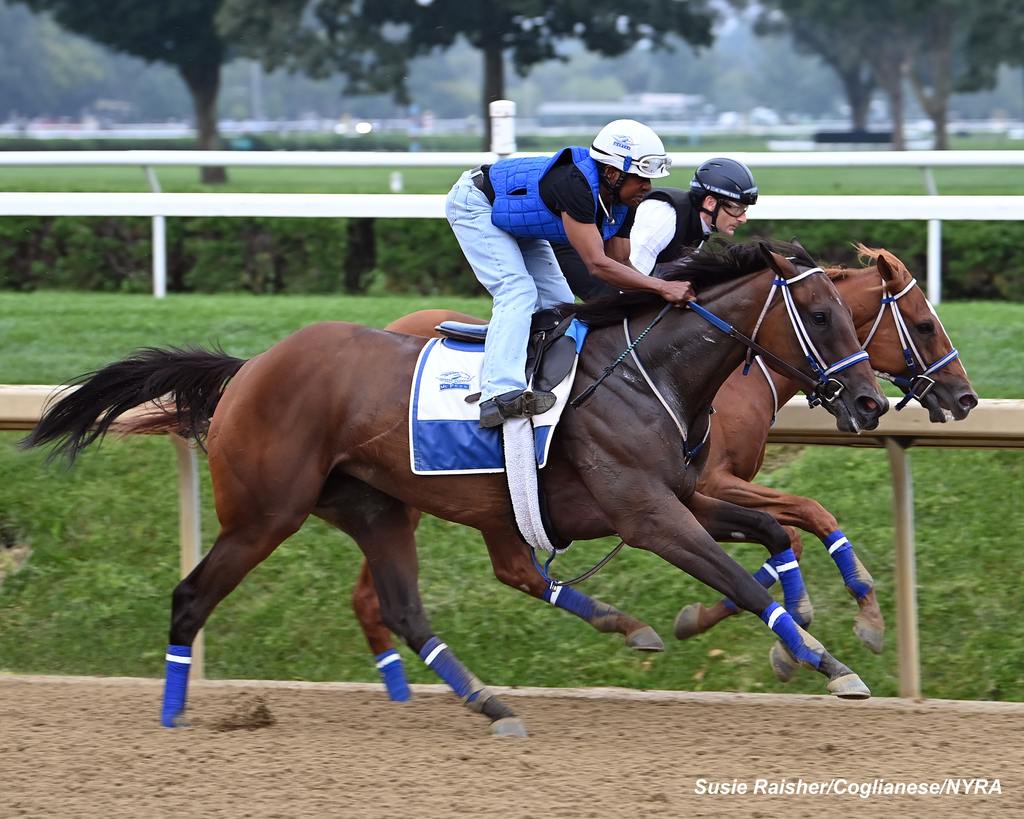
[2,385,1022,696]
[1,146,1022,301]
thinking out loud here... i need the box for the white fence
[2,385,1022,696]
[1,147,1023,301]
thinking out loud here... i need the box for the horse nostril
[960,393,979,410]
[856,396,880,416]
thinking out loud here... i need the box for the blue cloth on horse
[409,322,588,475]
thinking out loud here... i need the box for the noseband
[860,276,960,410]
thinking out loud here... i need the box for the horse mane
[853,242,906,274]
[561,240,818,328]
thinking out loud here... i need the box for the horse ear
[876,253,897,283]
[758,241,787,277]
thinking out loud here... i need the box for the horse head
[748,242,889,433]
[848,245,978,422]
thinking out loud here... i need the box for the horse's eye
[915,320,935,334]
[812,311,828,325]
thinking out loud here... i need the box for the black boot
[478,389,557,429]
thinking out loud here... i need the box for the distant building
[537,93,703,127]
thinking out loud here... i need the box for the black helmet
[689,158,758,206]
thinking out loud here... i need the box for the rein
[859,276,960,410]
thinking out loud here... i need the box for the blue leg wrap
[375,649,411,702]
[761,603,822,669]
[769,548,809,617]
[824,530,873,600]
[544,582,597,621]
[722,563,777,612]
[161,644,192,727]
[419,637,482,703]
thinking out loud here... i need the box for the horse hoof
[769,640,799,683]
[853,616,885,655]
[626,625,665,652]
[826,673,872,700]
[673,603,706,640]
[161,713,192,728]
[491,717,528,738]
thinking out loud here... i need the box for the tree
[751,1,877,131]
[219,0,715,149]
[16,0,230,182]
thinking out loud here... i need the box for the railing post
[144,166,167,299]
[927,219,942,305]
[489,99,517,157]
[885,437,921,698]
[171,436,204,679]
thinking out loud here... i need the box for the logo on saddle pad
[438,370,472,391]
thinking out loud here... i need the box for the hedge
[1,214,1021,300]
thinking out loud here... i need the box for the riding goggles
[623,154,672,176]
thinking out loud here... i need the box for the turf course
[1,293,1022,701]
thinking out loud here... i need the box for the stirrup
[478,389,556,428]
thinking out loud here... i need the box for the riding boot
[479,388,556,429]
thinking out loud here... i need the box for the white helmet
[590,119,672,179]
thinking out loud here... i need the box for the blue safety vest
[489,147,628,243]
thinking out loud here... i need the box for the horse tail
[21,346,247,463]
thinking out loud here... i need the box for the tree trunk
[179,62,227,185]
[838,67,875,131]
[343,219,376,294]
[875,46,907,150]
[481,42,505,152]
[908,12,954,151]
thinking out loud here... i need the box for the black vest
[644,188,708,264]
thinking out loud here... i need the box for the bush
[2,214,1021,299]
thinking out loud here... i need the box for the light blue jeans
[446,171,574,402]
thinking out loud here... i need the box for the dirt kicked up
[1,675,1021,819]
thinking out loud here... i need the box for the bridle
[723,258,870,407]
[859,275,960,410]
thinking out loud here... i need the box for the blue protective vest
[489,147,628,243]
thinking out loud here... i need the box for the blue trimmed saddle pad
[409,321,588,475]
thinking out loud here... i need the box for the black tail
[21,346,247,463]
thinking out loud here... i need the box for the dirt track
[1,675,1021,818]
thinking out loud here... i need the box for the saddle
[437,308,580,399]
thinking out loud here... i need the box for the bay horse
[348,245,975,696]
[24,242,888,735]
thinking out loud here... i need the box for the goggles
[719,201,749,217]
[624,154,672,177]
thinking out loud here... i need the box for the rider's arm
[604,235,631,265]
[562,214,693,303]
[628,199,677,275]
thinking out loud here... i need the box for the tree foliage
[750,0,1023,149]
[14,0,230,178]
[219,0,716,146]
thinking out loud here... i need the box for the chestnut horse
[348,245,975,696]
[25,242,887,735]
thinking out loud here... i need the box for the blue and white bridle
[860,276,960,410]
[743,263,870,407]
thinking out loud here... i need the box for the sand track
[2,675,1021,818]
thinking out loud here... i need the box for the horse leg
[315,476,526,736]
[163,471,324,727]
[673,491,813,642]
[686,472,884,654]
[609,495,870,700]
[352,559,412,701]
[481,529,664,651]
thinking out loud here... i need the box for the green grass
[0,294,1022,701]
[1,163,1022,196]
